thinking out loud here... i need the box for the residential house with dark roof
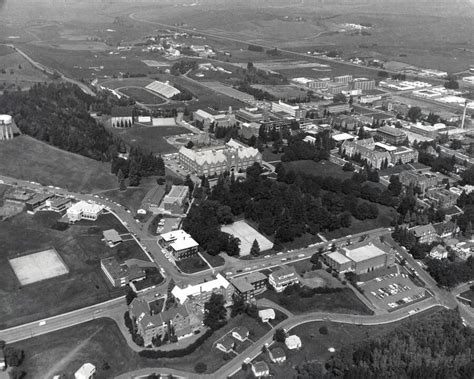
[232,326,249,342]
[269,347,286,363]
[216,335,235,353]
[230,271,267,302]
[252,361,270,378]
[410,224,438,244]
[433,221,459,240]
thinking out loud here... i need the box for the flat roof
[344,243,387,262]
[326,251,351,265]
[332,132,355,141]
[375,142,397,152]
[103,229,122,243]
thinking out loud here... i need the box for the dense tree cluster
[426,256,474,288]
[456,191,474,234]
[182,199,240,256]
[281,131,333,162]
[170,60,198,75]
[324,310,474,378]
[203,293,227,330]
[0,83,115,161]
[235,82,276,101]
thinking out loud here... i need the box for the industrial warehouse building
[324,241,395,275]
[178,139,262,177]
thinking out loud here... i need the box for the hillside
[0,135,117,193]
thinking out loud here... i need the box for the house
[101,257,146,287]
[216,335,235,353]
[251,361,270,378]
[74,363,96,379]
[433,221,459,239]
[268,266,299,292]
[232,326,249,342]
[230,271,267,302]
[410,224,438,244]
[103,229,122,247]
[430,245,448,260]
[269,347,286,363]
[285,335,302,350]
[258,308,275,322]
[160,230,199,260]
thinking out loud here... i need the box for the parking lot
[360,270,428,312]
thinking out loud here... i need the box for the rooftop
[172,274,230,304]
[378,125,407,137]
[103,229,122,243]
[111,106,133,117]
[327,251,352,265]
[344,242,388,262]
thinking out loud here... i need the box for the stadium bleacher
[145,81,181,98]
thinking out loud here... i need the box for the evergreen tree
[250,239,260,257]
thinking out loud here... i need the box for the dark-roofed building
[103,229,123,247]
[319,102,350,115]
[427,188,459,209]
[25,193,53,212]
[376,126,407,145]
[162,185,189,214]
[230,272,267,302]
[252,361,270,378]
[239,122,261,141]
[433,221,459,239]
[342,138,391,169]
[232,326,249,342]
[129,297,202,346]
[100,257,145,287]
[399,170,441,194]
[216,335,235,353]
[269,347,286,363]
[111,106,134,128]
[410,224,438,244]
[48,197,72,212]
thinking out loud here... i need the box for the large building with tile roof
[178,139,262,176]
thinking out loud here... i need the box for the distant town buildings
[178,139,262,177]
[324,240,395,275]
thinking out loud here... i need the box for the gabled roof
[232,326,249,338]
[270,347,286,359]
[411,224,437,238]
[217,335,235,350]
[111,106,133,117]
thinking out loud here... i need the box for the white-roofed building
[172,273,233,308]
[178,139,262,176]
[324,240,395,275]
[160,230,199,260]
[66,201,104,223]
[145,80,180,98]
[74,363,96,379]
[258,308,275,322]
[285,335,302,350]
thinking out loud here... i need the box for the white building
[271,100,300,118]
[66,201,104,222]
[160,229,199,260]
[74,363,96,379]
[171,273,233,307]
[258,308,275,322]
[268,266,299,292]
[0,114,14,140]
[285,335,302,350]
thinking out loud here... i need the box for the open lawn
[0,211,148,328]
[176,252,225,274]
[232,307,445,379]
[260,287,373,316]
[0,136,117,193]
[283,160,353,180]
[107,125,189,154]
[99,177,159,213]
[14,313,272,378]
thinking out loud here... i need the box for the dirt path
[42,326,103,378]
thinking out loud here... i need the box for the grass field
[283,160,353,180]
[176,252,225,274]
[119,87,167,105]
[0,136,117,193]
[107,125,189,154]
[221,220,273,256]
[99,177,158,213]
[261,287,372,316]
[14,313,271,378]
[232,306,444,379]
[0,211,148,328]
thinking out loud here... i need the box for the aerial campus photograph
[0,0,473,379]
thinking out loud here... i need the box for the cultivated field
[0,211,148,328]
[252,84,308,99]
[221,220,273,256]
[0,136,117,193]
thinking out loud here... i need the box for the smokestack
[461,100,469,129]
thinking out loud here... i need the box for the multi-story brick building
[230,272,267,302]
[178,139,262,177]
[376,126,408,145]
